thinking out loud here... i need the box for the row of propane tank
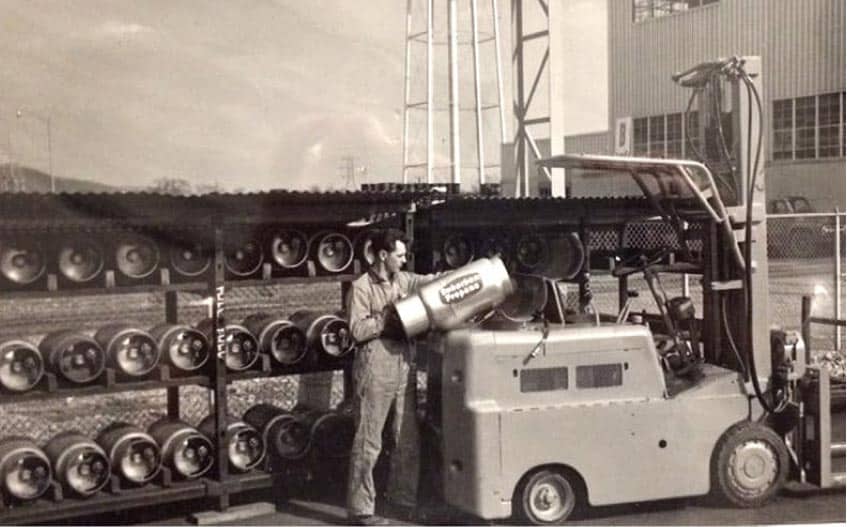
[0,229,376,286]
[0,312,353,392]
[0,229,587,288]
[0,404,353,502]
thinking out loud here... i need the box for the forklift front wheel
[711,422,789,508]
[517,468,583,525]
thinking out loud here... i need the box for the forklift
[415,56,845,524]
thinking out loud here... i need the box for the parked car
[767,196,841,258]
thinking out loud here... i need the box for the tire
[516,468,583,525]
[711,422,789,508]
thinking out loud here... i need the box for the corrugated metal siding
[565,131,611,154]
[609,0,845,124]
[607,0,845,206]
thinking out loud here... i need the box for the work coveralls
[346,268,432,518]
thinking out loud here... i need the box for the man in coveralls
[346,228,435,525]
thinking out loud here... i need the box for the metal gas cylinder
[168,236,212,277]
[96,422,161,485]
[270,229,309,270]
[147,418,213,479]
[515,233,550,272]
[310,231,354,273]
[0,437,52,501]
[242,404,311,461]
[289,311,353,358]
[394,256,513,338]
[441,233,475,269]
[0,239,46,285]
[224,234,264,277]
[57,238,104,283]
[94,323,161,377]
[39,330,106,384]
[44,431,110,497]
[298,409,354,460]
[242,313,307,365]
[0,339,44,392]
[195,318,260,371]
[114,234,160,279]
[149,323,210,372]
[352,230,376,266]
[197,415,265,473]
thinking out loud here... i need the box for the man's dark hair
[370,228,409,255]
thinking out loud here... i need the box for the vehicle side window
[576,363,623,388]
[771,201,789,214]
[520,367,568,393]
[789,197,813,213]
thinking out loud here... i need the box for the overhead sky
[0,0,606,191]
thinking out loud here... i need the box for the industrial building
[515,0,845,209]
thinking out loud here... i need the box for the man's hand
[381,305,407,340]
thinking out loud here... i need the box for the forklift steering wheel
[611,247,673,278]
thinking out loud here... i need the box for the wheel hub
[528,476,574,522]
[728,440,778,497]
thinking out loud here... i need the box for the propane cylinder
[352,230,376,266]
[0,239,46,285]
[197,415,265,472]
[394,256,514,339]
[289,311,353,358]
[242,313,307,365]
[515,233,550,272]
[114,234,160,279]
[96,422,161,485]
[0,437,52,501]
[270,229,309,270]
[57,238,104,283]
[195,318,260,371]
[149,323,210,372]
[0,339,44,392]
[39,330,106,384]
[94,323,161,377]
[169,237,211,277]
[44,431,110,497]
[310,231,354,273]
[147,418,213,479]
[224,235,264,277]
[298,409,354,460]
[441,233,475,269]
[242,404,311,461]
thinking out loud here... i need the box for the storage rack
[0,190,429,524]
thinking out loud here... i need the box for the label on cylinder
[438,273,483,305]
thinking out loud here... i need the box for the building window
[634,117,649,156]
[633,0,718,22]
[649,115,666,157]
[819,93,841,157]
[667,113,682,158]
[772,92,845,160]
[685,111,701,158]
[773,99,793,160]
[576,364,623,389]
[520,367,568,393]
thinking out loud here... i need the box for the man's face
[384,240,408,274]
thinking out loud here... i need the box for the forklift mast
[675,55,771,381]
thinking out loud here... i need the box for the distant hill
[0,164,118,193]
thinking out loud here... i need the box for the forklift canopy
[537,153,744,270]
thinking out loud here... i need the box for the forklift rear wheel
[712,422,788,508]
[517,468,582,525]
